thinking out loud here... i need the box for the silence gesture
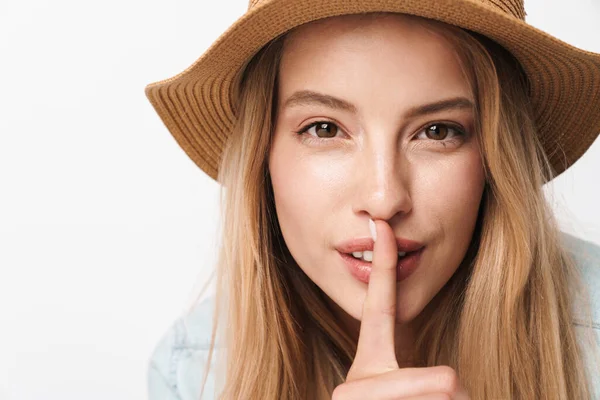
[332,219,470,400]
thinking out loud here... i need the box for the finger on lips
[347,218,400,379]
[341,219,469,400]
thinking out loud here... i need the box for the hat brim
[145,0,600,182]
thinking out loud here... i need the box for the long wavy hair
[196,13,598,399]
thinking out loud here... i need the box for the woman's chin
[325,279,427,327]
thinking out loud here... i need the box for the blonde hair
[197,13,598,399]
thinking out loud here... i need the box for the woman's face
[269,14,485,329]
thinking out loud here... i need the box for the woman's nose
[353,149,413,222]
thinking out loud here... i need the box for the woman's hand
[332,219,469,400]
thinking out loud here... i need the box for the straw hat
[145,0,600,182]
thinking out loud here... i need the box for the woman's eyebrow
[283,90,474,117]
[283,90,357,113]
[405,97,474,118]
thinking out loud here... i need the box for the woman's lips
[339,247,424,284]
[335,236,424,254]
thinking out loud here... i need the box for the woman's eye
[296,121,340,139]
[416,123,465,141]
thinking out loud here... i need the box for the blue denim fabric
[148,232,600,399]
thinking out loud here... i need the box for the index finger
[347,218,399,379]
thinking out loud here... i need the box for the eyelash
[295,120,467,147]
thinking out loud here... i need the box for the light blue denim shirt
[148,232,600,399]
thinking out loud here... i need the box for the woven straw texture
[145,0,600,182]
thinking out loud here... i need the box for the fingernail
[369,218,377,242]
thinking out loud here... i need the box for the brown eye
[313,122,338,138]
[425,124,449,140]
[414,123,466,146]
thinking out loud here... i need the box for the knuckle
[434,365,461,393]
[364,303,396,318]
[380,303,397,317]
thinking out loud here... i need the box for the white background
[1,0,599,399]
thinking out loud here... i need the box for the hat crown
[476,0,526,19]
[247,0,526,20]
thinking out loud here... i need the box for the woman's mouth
[348,250,407,262]
[339,247,424,284]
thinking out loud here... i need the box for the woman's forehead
[278,13,473,115]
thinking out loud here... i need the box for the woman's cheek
[270,147,343,249]
[412,151,484,251]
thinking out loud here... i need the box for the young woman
[145,2,600,399]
